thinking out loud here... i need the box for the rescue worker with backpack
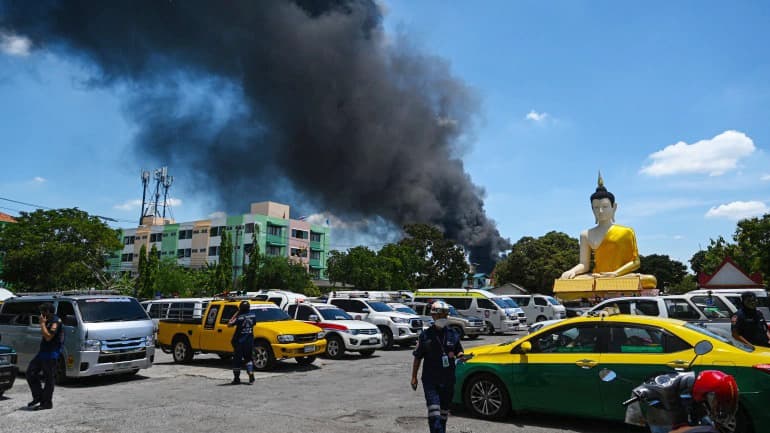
[410,300,466,433]
[227,301,256,385]
[27,302,63,410]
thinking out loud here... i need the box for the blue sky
[1,1,769,270]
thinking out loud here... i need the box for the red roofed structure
[698,256,764,289]
[0,212,16,224]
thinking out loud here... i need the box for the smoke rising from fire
[0,0,510,270]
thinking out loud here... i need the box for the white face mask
[434,318,448,329]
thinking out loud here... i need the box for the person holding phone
[27,302,63,410]
[410,301,465,433]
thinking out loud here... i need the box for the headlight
[346,329,360,335]
[145,334,155,347]
[277,335,295,343]
[390,316,409,324]
[317,332,325,339]
[81,339,101,351]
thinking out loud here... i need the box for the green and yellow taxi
[454,314,770,432]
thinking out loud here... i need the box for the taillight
[752,364,770,374]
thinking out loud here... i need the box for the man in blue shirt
[411,301,465,433]
[228,301,255,384]
[27,302,63,410]
[732,292,770,349]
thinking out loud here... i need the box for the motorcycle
[600,340,739,433]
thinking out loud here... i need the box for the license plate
[303,345,316,353]
[369,338,379,344]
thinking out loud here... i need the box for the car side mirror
[308,314,319,322]
[518,341,532,353]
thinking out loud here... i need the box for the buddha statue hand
[561,270,577,279]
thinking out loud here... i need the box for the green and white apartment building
[108,201,330,279]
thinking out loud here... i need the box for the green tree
[696,236,743,276]
[493,231,579,293]
[136,244,149,298]
[211,230,234,294]
[734,213,770,286]
[242,231,261,292]
[638,254,688,291]
[154,258,195,297]
[0,208,122,291]
[666,274,698,295]
[378,243,421,290]
[399,224,469,289]
[689,250,707,274]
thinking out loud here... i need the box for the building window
[208,246,219,256]
[150,233,162,243]
[311,251,321,260]
[245,223,255,234]
[210,226,226,237]
[121,253,134,262]
[291,229,309,239]
[266,246,282,256]
[310,232,322,242]
[123,235,135,245]
[291,248,307,258]
[244,243,254,254]
[178,229,193,240]
[267,224,282,236]
[177,249,185,258]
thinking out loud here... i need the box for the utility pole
[232,225,242,291]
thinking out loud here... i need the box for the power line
[0,196,135,223]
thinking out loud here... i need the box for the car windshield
[497,297,519,308]
[367,301,393,312]
[395,306,417,315]
[547,297,560,305]
[250,306,290,322]
[448,306,459,316]
[683,323,754,353]
[78,298,150,322]
[318,308,353,320]
[491,298,508,308]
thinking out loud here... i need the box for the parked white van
[507,294,567,324]
[0,293,155,382]
[413,288,526,334]
[253,290,306,310]
[141,298,211,326]
[687,288,769,318]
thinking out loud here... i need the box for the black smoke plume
[0,0,510,271]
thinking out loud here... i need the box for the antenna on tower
[162,170,174,218]
[151,168,164,219]
[139,169,151,225]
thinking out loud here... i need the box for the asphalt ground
[0,332,642,433]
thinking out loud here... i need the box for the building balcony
[267,234,287,246]
[310,240,323,250]
[309,258,324,268]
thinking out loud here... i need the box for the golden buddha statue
[557,174,657,296]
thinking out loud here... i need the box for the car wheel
[296,356,316,366]
[325,334,345,360]
[252,341,275,371]
[464,373,511,420]
[379,326,394,349]
[536,315,547,323]
[485,321,495,335]
[450,325,464,339]
[172,336,194,363]
[358,350,375,357]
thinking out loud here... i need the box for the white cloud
[622,198,708,218]
[640,130,755,176]
[208,211,226,219]
[115,198,182,211]
[32,176,46,183]
[525,110,548,122]
[673,235,684,240]
[705,201,769,221]
[761,174,770,181]
[114,199,142,211]
[1,32,31,57]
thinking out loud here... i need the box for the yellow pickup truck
[157,299,326,370]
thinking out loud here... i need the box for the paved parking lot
[0,333,636,433]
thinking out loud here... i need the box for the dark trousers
[232,341,254,378]
[422,380,453,433]
[27,355,57,405]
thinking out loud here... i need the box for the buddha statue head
[590,173,616,224]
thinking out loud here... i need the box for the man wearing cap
[732,292,770,348]
[227,301,256,384]
[410,301,465,433]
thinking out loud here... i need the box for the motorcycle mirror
[599,369,617,382]
[693,340,713,356]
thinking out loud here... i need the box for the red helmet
[692,370,738,428]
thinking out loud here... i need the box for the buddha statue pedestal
[553,274,658,301]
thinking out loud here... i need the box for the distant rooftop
[0,212,17,223]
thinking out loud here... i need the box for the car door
[55,301,79,372]
[0,301,38,369]
[599,323,693,420]
[200,304,237,353]
[510,323,607,417]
